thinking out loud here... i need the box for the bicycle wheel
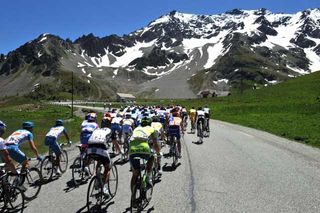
[23,168,42,200]
[108,164,118,197]
[59,150,68,173]
[87,176,103,212]
[172,141,177,167]
[72,157,85,186]
[40,156,53,182]
[4,186,25,213]
[130,179,143,212]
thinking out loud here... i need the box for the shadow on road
[162,162,181,172]
[192,141,203,145]
[124,205,155,213]
[77,201,115,213]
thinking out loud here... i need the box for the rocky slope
[0,8,319,99]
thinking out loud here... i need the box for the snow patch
[77,62,86,68]
[81,68,86,74]
[87,73,92,78]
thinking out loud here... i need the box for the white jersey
[46,126,66,138]
[0,137,6,150]
[204,107,210,114]
[111,117,122,124]
[197,110,205,117]
[81,121,99,133]
[88,128,112,144]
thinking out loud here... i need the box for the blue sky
[0,0,319,54]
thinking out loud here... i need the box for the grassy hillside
[138,71,320,147]
[0,97,83,156]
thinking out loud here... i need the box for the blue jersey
[5,129,33,146]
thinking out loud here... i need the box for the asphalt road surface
[24,119,320,212]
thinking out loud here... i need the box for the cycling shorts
[111,123,122,140]
[6,144,27,164]
[122,124,133,134]
[129,153,151,170]
[168,126,181,140]
[87,144,111,167]
[80,131,93,145]
[44,136,62,155]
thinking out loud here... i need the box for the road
[24,119,320,212]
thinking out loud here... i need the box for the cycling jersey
[81,121,99,133]
[111,117,122,124]
[122,118,134,134]
[197,110,205,117]
[169,117,182,126]
[5,130,33,146]
[46,126,67,138]
[204,108,210,114]
[189,109,196,120]
[87,128,112,166]
[129,126,157,155]
[151,122,163,132]
[80,121,99,145]
[0,137,6,150]
[88,128,112,145]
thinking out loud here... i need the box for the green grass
[0,98,82,156]
[137,71,320,147]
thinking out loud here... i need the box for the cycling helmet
[87,113,97,122]
[198,107,203,110]
[152,116,160,123]
[140,117,152,127]
[22,121,34,129]
[125,113,131,118]
[55,119,64,126]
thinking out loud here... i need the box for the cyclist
[0,121,16,173]
[101,112,112,128]
[80,113,99,147]
[80,113,99,174]
[5,121,42,170]
[129,124,158,192]
[189,107,197,133]
[203,105,210,132]
[196,107,206,137]
[110,114,123,155]
[87,127,113,198]
[151,116,164,175]
[168,108,184,158]
[44,119,71,176]
[122,113,135,137]
[181,106,188,131]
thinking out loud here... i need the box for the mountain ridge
[1,8,319,99]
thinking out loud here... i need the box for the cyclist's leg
[7,144,28,170]
[0,149,17,173]
[49,139,62,169]
[129,154,142,192]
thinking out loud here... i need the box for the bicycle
[197,119,204,144]
[0,164,25,213]
[72,145,96,186]
[122,132,131,161]
[40,141,71,182]
[169,133,179,168]
[130,157,154,212]
[13,158,42,201]
[86,159,118,212]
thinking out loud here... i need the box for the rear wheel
[72,157,84,186]
[40,156,53,182]
[108,164,118,197]
[4,186,25,213]
[24,168,42,200]
[59,150,68,173]
[87,176,103,212]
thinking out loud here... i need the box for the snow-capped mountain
[1,8,320,98]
